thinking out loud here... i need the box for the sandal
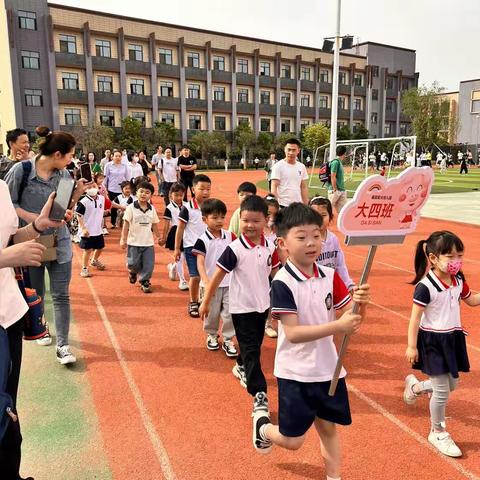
[188,302,200,318]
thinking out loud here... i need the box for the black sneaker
[141,280,152,293]
[129,271,137,284]
[206,334,220,350]
[252,392,272,454]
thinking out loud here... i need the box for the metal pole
[329,0,341,162]
[328,244,378,396]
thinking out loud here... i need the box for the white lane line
[348,384,480,480]
[74,252,177,480]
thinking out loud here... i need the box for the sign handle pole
[328,244,378,396]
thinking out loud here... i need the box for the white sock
[413,380,432,395]
[176,253,185,282]
[326,476,341,480]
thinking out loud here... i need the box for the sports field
[18,170,480,480]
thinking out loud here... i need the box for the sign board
[337,167,434,238]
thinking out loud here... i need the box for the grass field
[257,167,480,197]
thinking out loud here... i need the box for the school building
[0,0,418,154]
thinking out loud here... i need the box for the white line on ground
[348,384,480,480]
[74,252,177,480]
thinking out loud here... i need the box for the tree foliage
[251,132,274,159]
[146,121,178,153]
[234,122,256,151]
[80,125,115,156]
[302,123,330,153]
[189,131,226,161]
[337,125,352,141]
[352,124,369,140]
[119,116,143,152]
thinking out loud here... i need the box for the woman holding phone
[104,149,129,228]
[5,126,87,365]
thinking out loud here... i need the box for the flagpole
[329,0,341,162]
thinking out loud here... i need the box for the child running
[120,181,162,293]
[404,231,480,457]
[193,198,238,357]
[229,182,257,237]
[174,174,211,317]
[200,195,280,416]
[254,203,370,480]
[160,182,188,291]
[310,197,355,291]
[111,181,134,228]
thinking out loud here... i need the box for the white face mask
[86,187,98,197]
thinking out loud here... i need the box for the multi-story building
[457,79,480,147]
[435,91,458,145]
[0,0,416,154]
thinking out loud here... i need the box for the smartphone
[49,178,76,221]
[79,163,93,183]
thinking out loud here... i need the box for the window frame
[237,58,248,74]
[319,69,329,83]
[95,39,112,58]
[353,98,362,111]
[260,118,271,132]
[237,88,248,103]
[62,72,79,90]
[64,108,81,126]
[24,88,43,107]
[260,90,270,105]
[99,110,115,127]
[280,119,291,132]
[300,94,310,107]
[160,81,174,97]
[281,64,291,79]
[213,86,225,102]
[371,113,378,124]
[161,113,175,124]
[59,34,77,54]
[131,111,146,126]
[280,92,291,107]
[21,50,40,70]
[214,116,226,131]
[372,89,379,101]
[97,75,113,93]
[189,114,201,130]
[130,78,145,96]
[187,52,200,68]
[128,44,143,62]
[259,61,271,77]
[18,10,36,30]
[339,71,348,85]
[300,66,311,81]
[159,48,173,65]
[212,55,225,71]
[354,73,363,87]
[188,83,200,100]
[319,95,328,109]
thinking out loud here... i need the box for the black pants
[181,178,194,201]
[232,310,268,397]
[460,165,468,174]
[108,190,119,226]
[268,180,272,192]
[0,320,24,480]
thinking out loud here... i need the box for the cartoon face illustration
[398,174,430,223]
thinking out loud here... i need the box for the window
[339,71,348,85]
[238,88,248,103]
[24,89,42,107]
[96,40,111,58]
[372,66,379,77]
[161,113,175,124]
[64,108,81,125]
[319,69,329,83]
[100,110,115,126]
[281,119,291,132]
[98,75,113,93]
[352,122,361,134]
[300,94,310,107]
[353,98,362,111]
[21,50,39,69]
[131,112,146,126]
[238,117,249,126]
[319,95,328,109]
[372,89,379,101]
[130,79,144,95]
[371,113,378,123]
[187,52,200,68]
[260,118,270,132]
[160,81,173,97]
[128,44,143,62]
[386,77,395,90]
[215,116,226,130]
[338,96,347,110]
[386,99,396,113]
[354,73,363,86]
[260,91,270,104]
[300,120,310,130]
[259,61,270,76]
[384,123,392,135]
[59,34,76,54]
[18,10,36,30]
[189,115,201,130]
[402,79,410,91]
[281,92,291,107]
[159,48,172,65]
[281,65,291,79]
[62,72,79,90]
[400,123,408,135]
[213,86,225,101]
[188,84,200,99]
[301,67,311,81]
[237,59,248,74]
[213,55,225,71]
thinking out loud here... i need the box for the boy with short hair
[120,181,161,294]
[253,203,370,480]
[193,198,238,357]
[228,182,257,237]
[174,174,211,317]
[200,195,280,420]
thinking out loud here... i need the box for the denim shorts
[184,246,199,277]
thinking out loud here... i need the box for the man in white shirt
[159,147,179,206]
[100,149,111,173]
[151,145,164,196]
[271,138,308,208]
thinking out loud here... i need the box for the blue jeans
[28,260,72,347]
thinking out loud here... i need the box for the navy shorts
[79,234,105,251]
[184,246,199,277]
[277,377,351,437]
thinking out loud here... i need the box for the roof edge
[354,41,416,53]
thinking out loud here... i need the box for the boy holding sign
[253,203,370,480]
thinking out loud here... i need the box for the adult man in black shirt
[177,145,197,200]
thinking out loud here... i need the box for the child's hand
[174,248,181,261]
[82,228,90,238]
[199,301,209,321]
[337,311,362,335]
[351,283,370,305]
[405,346,418,364]
[158,238,166,246]
[120,239,127,250]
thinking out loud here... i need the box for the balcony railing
[55,52,85,68]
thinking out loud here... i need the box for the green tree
[189,131,226,165]
[119,116,143,152]
[337,125,352,141]
[80,125,115,157]
[233,122,256,161]
[251,132,274,159]
[352,124,369,140]
[303,123,330,153]
[401,82,449,148]
[146,121,178,153]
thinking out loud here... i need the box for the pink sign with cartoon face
[338,167,434,237]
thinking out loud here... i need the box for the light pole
[328,0,341,162]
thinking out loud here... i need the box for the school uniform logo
[267,254,272,266]
[325,293,333,310]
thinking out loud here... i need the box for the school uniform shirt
[123,201,160,247]
[271,260,351,383]
[178,198,206,248]
[163,201,188,227]
[316,230,354,290]
[270,159,308,207]
[113,193,134,208]
[217,234,280,314]
[160,157,179,183]
[75,195,106,237]
[192,229,236,287]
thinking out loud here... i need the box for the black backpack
[0,157,15,181]
[318,160,331,185]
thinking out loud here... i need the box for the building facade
[0,0,417,153]
[457,79,480,147]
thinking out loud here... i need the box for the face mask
[439,259,463,275]
[86,188,98,197]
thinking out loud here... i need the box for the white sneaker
[37,324,52,346]
[403,374,419,405]
[80,267,92,278]
[56,345,77,365]
[265,325,278,338]
[102,228,109,235]
[428,430,462,457]
[232,363,247,388]
[167,263,177,281]
[178,280,189,291]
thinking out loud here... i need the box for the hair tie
[46,131,53,137]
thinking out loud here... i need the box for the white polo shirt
[270,159,308,207]
[160,157,179,183]
[114,193,134,208]
[217,234,280,314]
[123,201,160,247]
[271,260,351,382]
[192,228,235,287]
[413,270,470,333]
[163,200,187,227]
[75,195,105,237]
[178,198,206,248]
[128,162,144,180]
